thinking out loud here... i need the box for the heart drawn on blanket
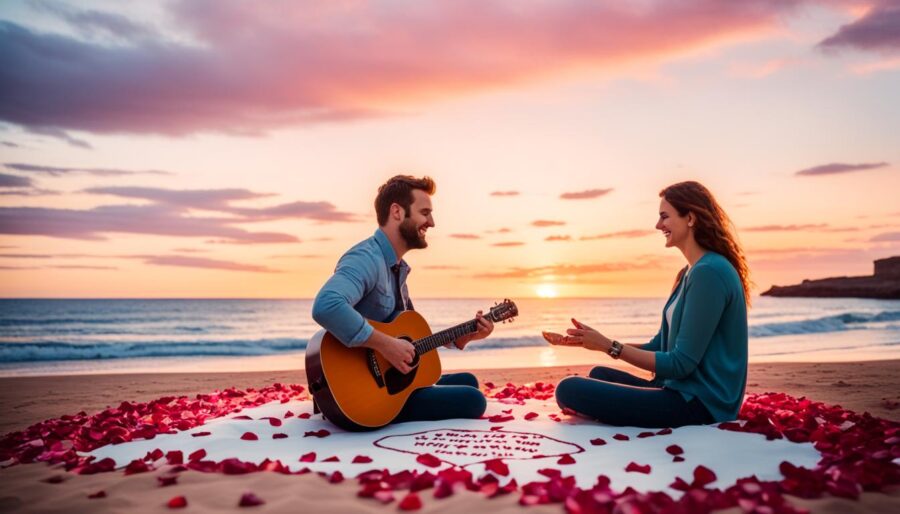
[374,429,584,467]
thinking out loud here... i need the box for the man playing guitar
[311,175,493,424]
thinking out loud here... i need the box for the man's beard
[399,217,428,249]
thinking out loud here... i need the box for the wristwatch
[608,340,624,359]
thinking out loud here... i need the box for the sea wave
[750,310,900,338]
[0,338,308,362]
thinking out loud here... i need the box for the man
[311,175,491,422]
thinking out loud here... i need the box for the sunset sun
[536,284,558,298]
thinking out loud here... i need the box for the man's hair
[375,175,436,226]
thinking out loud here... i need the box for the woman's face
[656,198,692,249]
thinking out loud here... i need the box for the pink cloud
[450,233,481,239]
[545,235,572,242]
[795,162,888,176]
[0,0,815,136]
[474,258,664,279]
[492,242,525,247]
[490,191,520,197]
[560,188,613,200]
[532,220,566,227]
[580,229,654,240]
[128,254,281,273]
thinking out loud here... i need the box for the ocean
[1,297,899,377]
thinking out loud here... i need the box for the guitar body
[305,310,443,431]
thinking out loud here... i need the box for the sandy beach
[1,360,898,513]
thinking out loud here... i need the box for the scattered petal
[484,459,510,476]
[299,452,316,462]
[416,454,442,468]
[304,429,330,438]
[524,412,539,420]
[557,454,576,465]
[625,462,651,474]
[167,496,188,509]
[613,434,630,441]
[352,455,373,464]
[240,432,259,441]
[590,438,607,446]
[398,492,423,511]
[666,444,684,456]
[238,492,265,507]
[272,433,288,439]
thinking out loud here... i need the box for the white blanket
[88,396,820,493]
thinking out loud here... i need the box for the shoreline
[1,360,897,436]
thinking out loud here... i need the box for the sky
[1,0,899,299]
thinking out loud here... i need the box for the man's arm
[311,251,416,373]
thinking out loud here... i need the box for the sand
[1,360,898,513]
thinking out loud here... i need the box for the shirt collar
[374,228,411,272]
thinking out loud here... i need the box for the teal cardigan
[640,252,748,422]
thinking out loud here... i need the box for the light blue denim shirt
[311,229,412,347]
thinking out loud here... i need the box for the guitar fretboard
[412,319,480,355]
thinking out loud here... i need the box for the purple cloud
[0,205,300,243]
[795,162,889,176]
[580,229,654,240]
[818,3,900,53]
[532,220,566,227]
[871,231,900,242]
[7,163,172,176]
[560,188,613,200]
[474,258,663,279]
[84,186,358,222]
[0,1,816,137]
[24,126,92,149]
[743,224,830,232]
[490,191,520,197]
[2,142,19,148]
[127,255,282,273]
[0,173,32,188]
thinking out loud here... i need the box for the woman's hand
[563,318,612,353]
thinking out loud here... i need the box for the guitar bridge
[366,349,386,388]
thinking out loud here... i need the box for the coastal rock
[762,256,900,299]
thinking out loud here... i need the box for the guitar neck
[413,318,479,355]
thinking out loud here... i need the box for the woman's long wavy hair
[660,181,753,307]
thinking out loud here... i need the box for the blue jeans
[394,372,487,423]
[555,366,713,428]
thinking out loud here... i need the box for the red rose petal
[398,492,423,511]
[637,431,656,438]
[167,495,188,509]
[484,458,510,476]
[673,456,685,462]
[240,432,258,441]
[524,412,539,420]
[353,455,373,464]
[304,429,330,438]
[590,438,607,446]
[158,475,178,487]
[613,434,630,441]
[264,417,282,427]
[329,471,344,483]
[191,431,211,437]
[692,465,717,488]
[298,413,311,419]
[656,427,673,435]
[625,462,651,474]
[238,492,265,507]
[416,453,442,467]
[666,444,684,456]
[233,415,253,420]
[284,411,295,418]
[272,433,288,439]
[557,454,576,465]
[188,449,206,462]
[322,456,340,462]
[166,450,184,465]
[488,414,515,423]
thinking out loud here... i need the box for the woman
[546,181,750,428]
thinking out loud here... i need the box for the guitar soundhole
[384,337,419,395]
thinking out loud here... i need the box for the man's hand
[453,311,494,350]
[373,337,417,374]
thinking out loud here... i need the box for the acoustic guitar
[305,299,518,431]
